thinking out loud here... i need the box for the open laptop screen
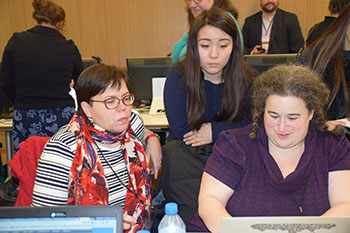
[0,206,123,233]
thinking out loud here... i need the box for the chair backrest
[8,136,50,206]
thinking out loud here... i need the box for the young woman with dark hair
[162,8,256,226]
[171,0,239,63]
[165,7,255,146]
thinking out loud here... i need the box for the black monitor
[126,56,172,106]
[244,54,298,74]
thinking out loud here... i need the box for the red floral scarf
[67,113,151,232]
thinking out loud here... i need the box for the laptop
[0,205,123,233]
[220,216,350,233]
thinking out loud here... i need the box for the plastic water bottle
[158,202,186,233]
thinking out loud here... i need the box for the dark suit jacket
[242,8,304,54]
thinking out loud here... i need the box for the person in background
[300,3,350,132]
[306,0,350,46]
[171,0,239,63]
[163,7,256,225]
[32,64,162,232]
[242,0,304,55]
[0,0,84,154]
[188,64,350,233]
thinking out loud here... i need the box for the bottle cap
[165,202,178,215]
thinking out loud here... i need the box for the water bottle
[158,202,186,233]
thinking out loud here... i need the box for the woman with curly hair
[188,64,350,233]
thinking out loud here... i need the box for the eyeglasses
[184,0,201,4]
[90,94,135,109]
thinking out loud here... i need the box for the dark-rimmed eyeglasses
[184,0,202,4]
[90,94,135,109]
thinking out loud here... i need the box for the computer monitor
[244,54,298,74]
[126,56,172,106]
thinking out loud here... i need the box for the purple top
[188,124,350,232]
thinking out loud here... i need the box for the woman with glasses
[32,64,162,233]
[171,0,239,63]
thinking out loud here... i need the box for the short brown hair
[250,64,330,139]
[75,64,131,116]
[32,0,65,30]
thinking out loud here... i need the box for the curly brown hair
[32,0,65,30]
[250,64,330,139]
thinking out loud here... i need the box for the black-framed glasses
[184,0,201,4]
[90,94,135,109]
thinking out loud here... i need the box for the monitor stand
[149,98,164,115]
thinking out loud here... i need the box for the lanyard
[262,19,273,37]
[285,176,310,215]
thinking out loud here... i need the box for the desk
[0,118,13,177]
[140,112,169,129]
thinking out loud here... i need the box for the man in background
[242,0,304,55]
[306,0,350,46]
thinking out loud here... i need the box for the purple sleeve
[164,65,192,139]
[204,129,247,190]
[327,133,350,171]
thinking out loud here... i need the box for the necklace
[285,176,309,215]
[94,141,155,210]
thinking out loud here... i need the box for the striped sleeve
[32,125,76,206]
[130,110,145,144]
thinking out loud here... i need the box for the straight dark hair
[328,0,350,15]
[183,7,255,130]
[307,3,350,117]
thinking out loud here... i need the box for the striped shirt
[32,111,145,207]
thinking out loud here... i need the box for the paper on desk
[150,77,166,115]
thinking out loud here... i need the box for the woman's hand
[145,130,162,179]
[326,120,347,131]
[183,123,212,147]
[123,213,137,230]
